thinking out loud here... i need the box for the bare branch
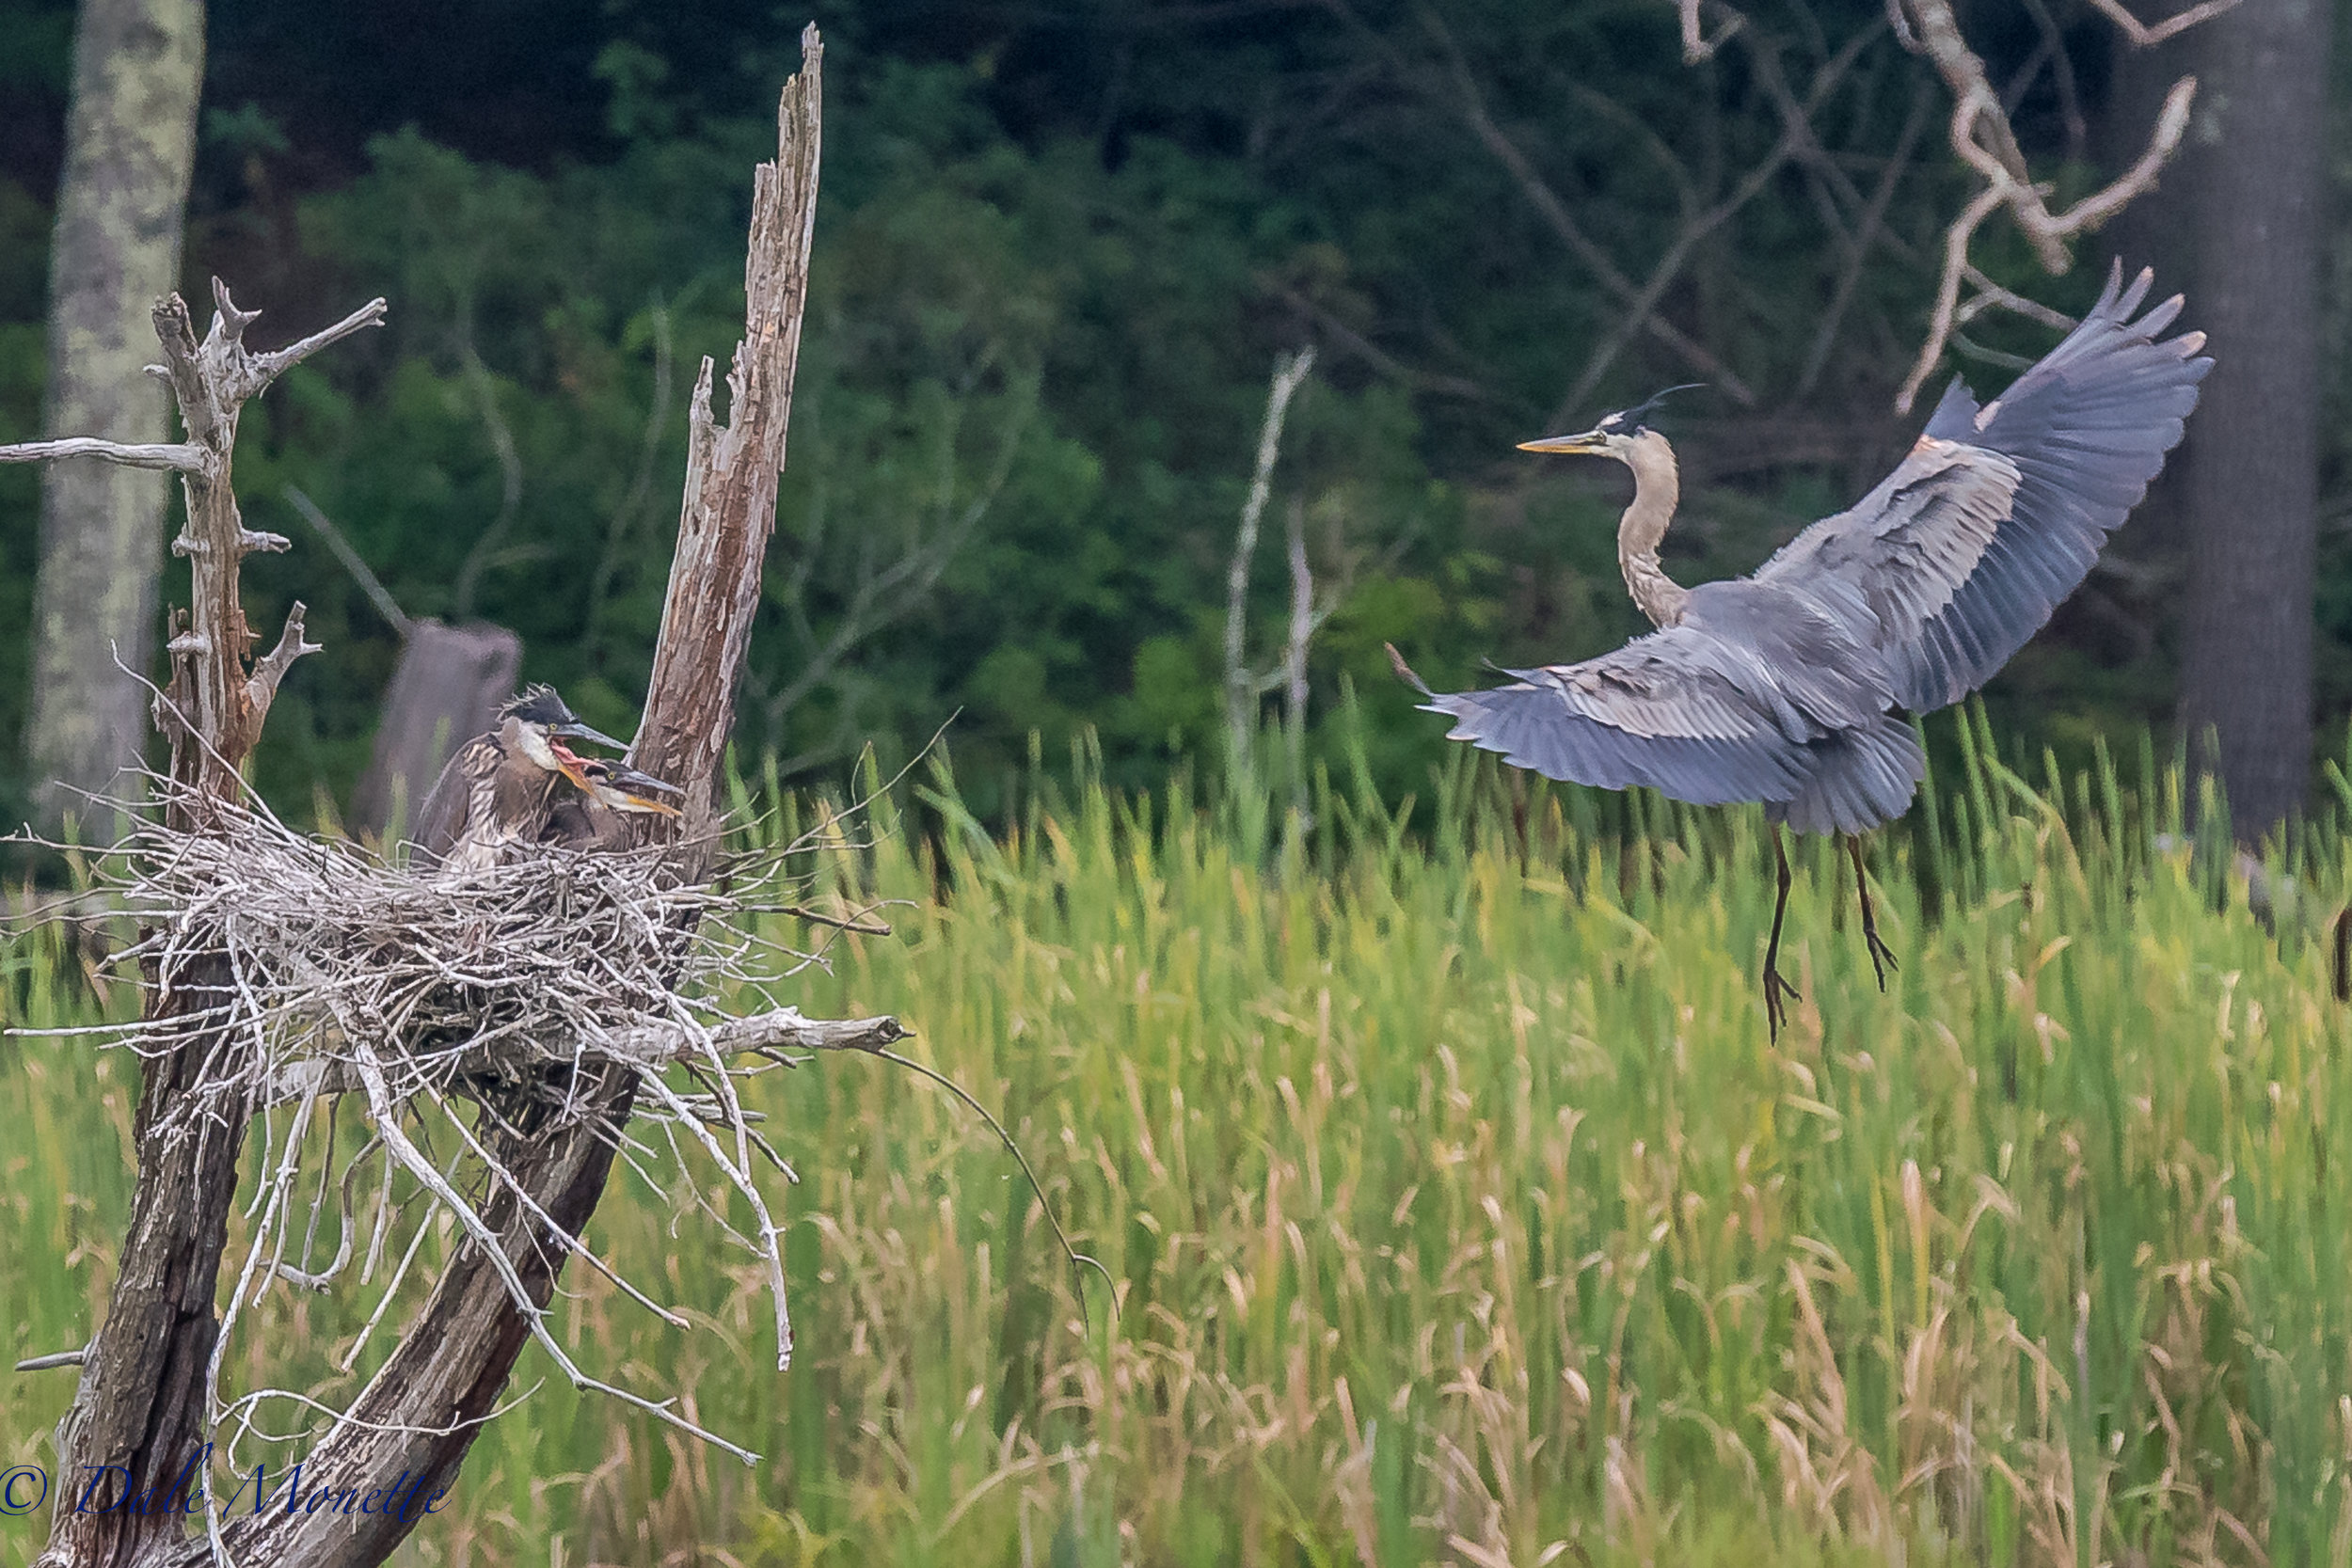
[1895,182,2009,414]
[1959,265,2076,330]
[1799,87,1931,397]
[228,292,390,403]
[1887,0,2213,411]
[286,485,413,638]
[452,341,524,618]
[2089,0,2243,47]
[1675,0,1745,62]
[1323,0,1756,404]
[0,436,204,471]
[1225,347,1315,769]
[245,602,322,724]
[2040,75,2196,239]
[1553,18,1877,424]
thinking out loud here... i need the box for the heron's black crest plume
[501,684,580,728]
[1597,383,1706,435]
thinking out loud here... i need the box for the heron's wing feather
[1420,625,1810,805]
[407,751,471,866]
[1759,262,2209,712]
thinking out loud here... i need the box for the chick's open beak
[1516,428,1609,454]
[548,738,595,792]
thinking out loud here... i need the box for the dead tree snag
[5,27,882,1568]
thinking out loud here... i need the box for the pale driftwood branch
[1887,0,2213,412]
[1674,0,1743,62]
[244,602,322,725]
[228,291,390,404]
[1224,346,1315,769]
[1894,182,2010,415]
[631,1006,908,1061]
[2090,0,2242,47]
[0,436,204,471]
[1959,265,2076,331]
[255,1005,906,1110]
[632,30,823,838]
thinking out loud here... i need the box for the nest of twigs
[14,780,898,1467]
[103,793,746,1121]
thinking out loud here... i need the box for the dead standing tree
[3,29,897,1568]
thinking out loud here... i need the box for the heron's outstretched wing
[1758,263,2209,713]
[1393,626,1814,806]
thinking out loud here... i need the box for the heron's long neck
[1616,432,1688,628]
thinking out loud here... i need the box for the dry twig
[1886,0,2218,411]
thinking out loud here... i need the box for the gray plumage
[541,759,683,850]
[408,686,624,871]
[410,714,577,873]
[1394,264,2208,1035]
[1404,262,2209,837]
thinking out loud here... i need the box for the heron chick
[410,686,628,872]
[1391,263,2208,1038]
[543,757,685,850]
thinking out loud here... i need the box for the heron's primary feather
[1758,261,2209,712]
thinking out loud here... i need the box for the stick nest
[17,784,887,1469]
[99,794,751,1124]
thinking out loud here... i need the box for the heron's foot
[1762,962,1802,1041]
[1861,926,1899,992]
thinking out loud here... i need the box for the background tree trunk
[348,619,521,840]
[26,0,203,831]
[2174,0,2331,838]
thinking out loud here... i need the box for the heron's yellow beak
[1517,429,1608,454]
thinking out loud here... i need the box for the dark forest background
[2,0,2346,825]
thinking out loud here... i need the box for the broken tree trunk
[194,44,826,1564]
[2,25,848,1568]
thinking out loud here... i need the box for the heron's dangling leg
[1846,835,1897,992]
[1763,825,1800,1040]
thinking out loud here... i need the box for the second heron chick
[543,756,684,850]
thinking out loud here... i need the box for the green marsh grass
[7,704,2352,1565]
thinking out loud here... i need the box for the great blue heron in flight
[1390,264,2208,1037]
[410,686,628,872]
[542,757,684,849]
